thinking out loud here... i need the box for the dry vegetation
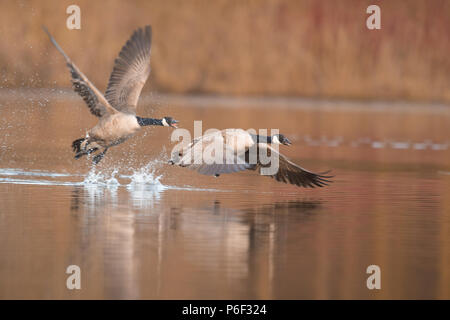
[0,0,449,102]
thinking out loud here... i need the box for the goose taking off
[170,129,332,188]
[43,26,178,164]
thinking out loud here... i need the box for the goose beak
[170,120,179,128]
[283,137,292,146]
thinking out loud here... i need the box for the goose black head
[162,117,179,128]
[272,134,291,146]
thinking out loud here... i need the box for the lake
[0,90,449,299]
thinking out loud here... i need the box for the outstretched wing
[104,26,152,114]
[174,130,254,176]
[42,26,118,118]
[260,145,333,188]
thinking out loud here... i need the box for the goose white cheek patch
[162,118,169,126]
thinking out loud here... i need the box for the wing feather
[171,129,334,187]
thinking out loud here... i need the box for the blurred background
[0,0,449,102]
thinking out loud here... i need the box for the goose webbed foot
[92,148,108,165]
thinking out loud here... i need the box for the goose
[43,26,178,164]
[170,129,332,188]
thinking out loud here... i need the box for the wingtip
[145,25,152,38]
[42,25,57,45]
[136,25,151,34]
[318,170,334,179]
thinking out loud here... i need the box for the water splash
[0,159,221,193]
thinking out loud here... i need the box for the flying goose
[43,26,178,164]
[170,129,332,188]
